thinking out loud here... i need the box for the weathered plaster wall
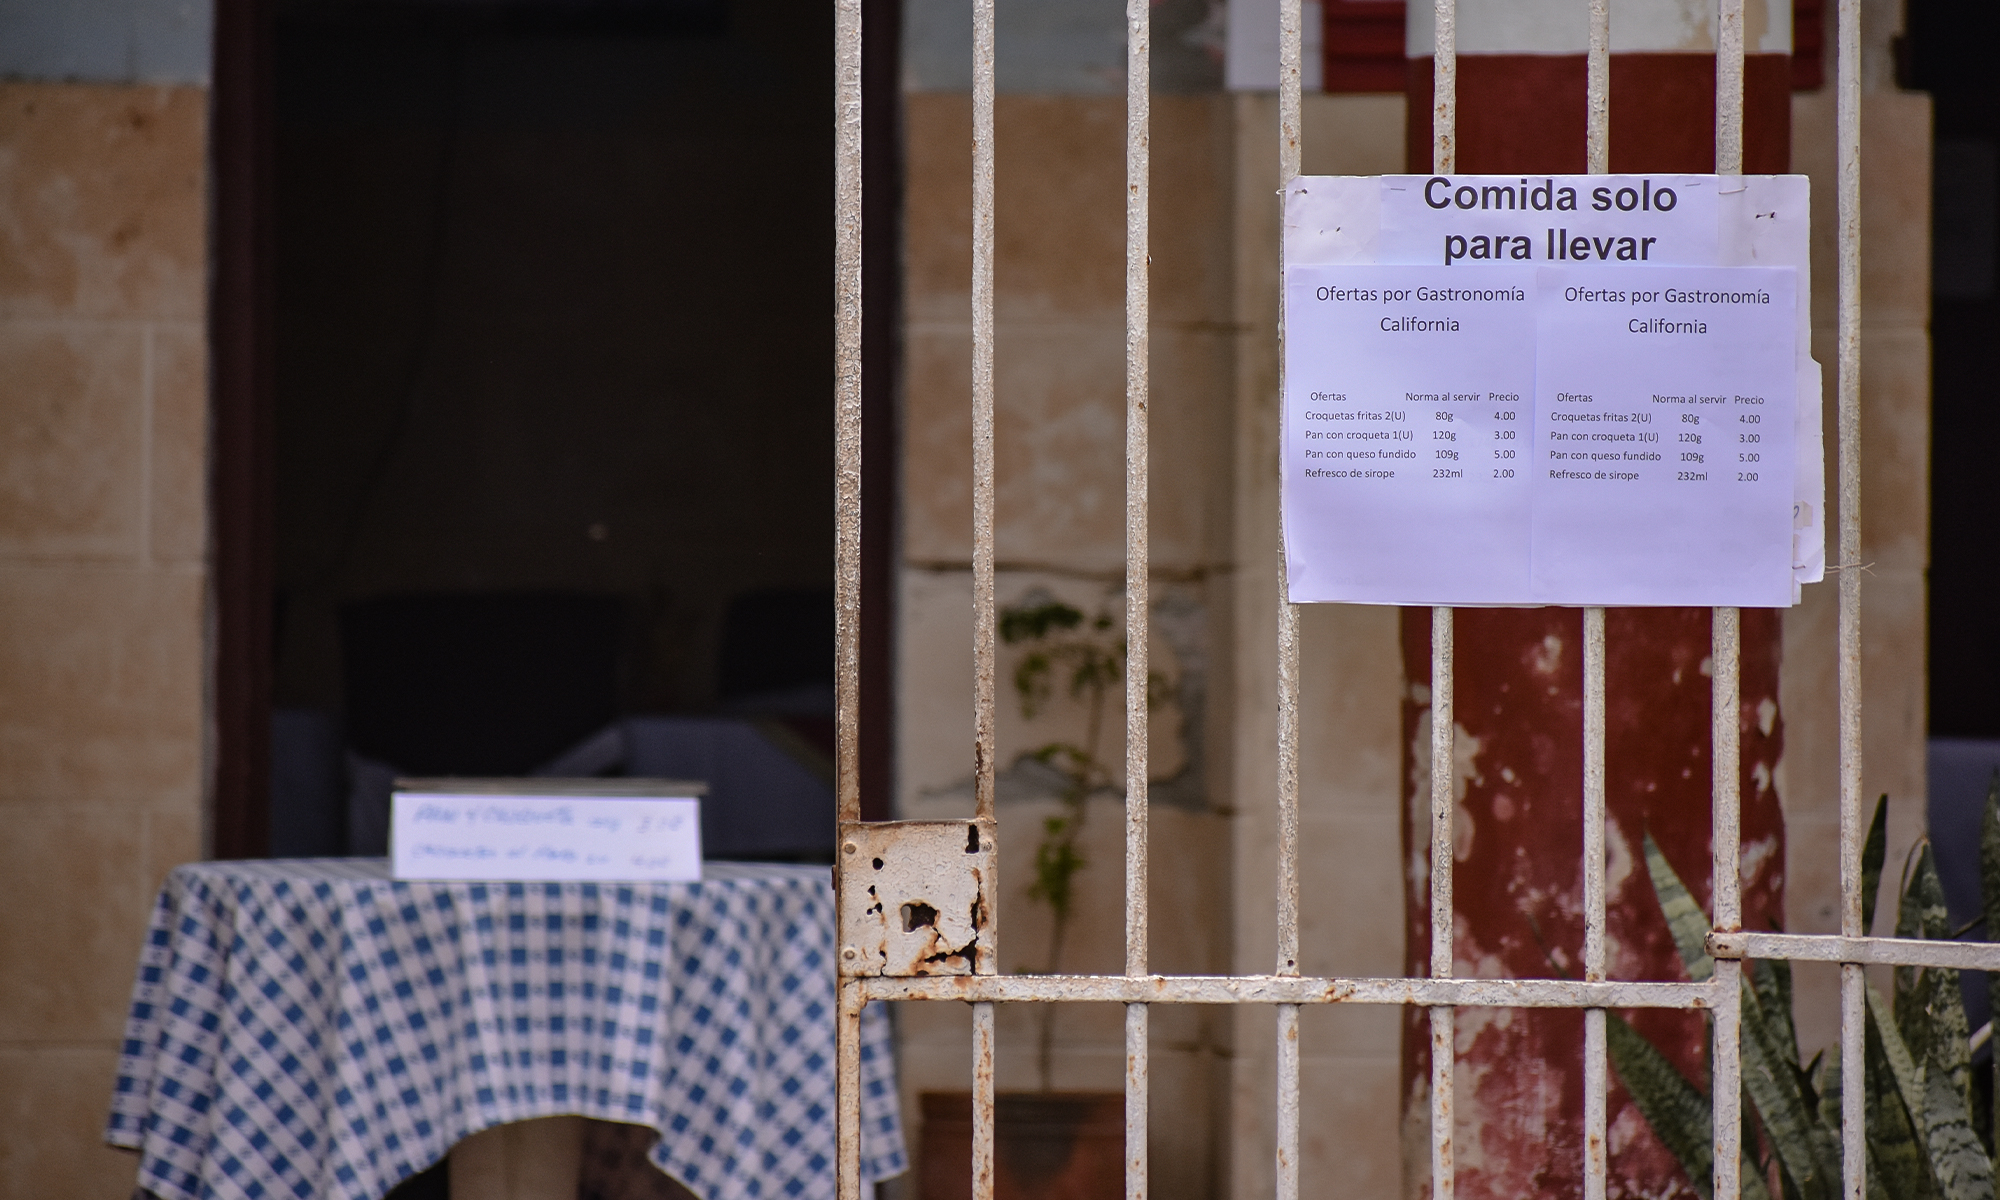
[1222,91,1410,1200]
[1779,79,1933,1056]
[894,91,1241,1199]
[0,79,209,1198]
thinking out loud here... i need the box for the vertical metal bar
[1125,1005,1148,1200]
[1430,606,1455,1200]
[1711,609,1742,934]
[832,0,864,1195]
[1715,0,1745,175]
[1427,0,1460,1140]
[973,1000,996,1200]
[1709,0,1749,1188]
[1428,2,1456,1187]
[969,2,999,1197]
[1123,0,1151,990]
[1585,0,1610,174]
[1711,608,1743,1200]
[1275,0,1305,1195]
[1834,0,1864,1189]
[1713,961,1745,1200]
[970,0,997,826]
[1123,0,1151,1197]
[1580,0,1611,1169]
[836,981,865,1200]
[1582,609,1607,1200]
[1431,0,1455,173]
[833,0,863,827]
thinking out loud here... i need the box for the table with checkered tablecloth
[106,859,905,1200]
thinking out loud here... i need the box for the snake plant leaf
[1868,985,1929,1133]
[1751,956,1802,1082]
[1645,832,1716,983]
[1861,795,1888,935]
[1919,1034,1994,1200]
[1896,845,1993,1198]
[1605,1012,1774,1200]
[1862,988,1943,1200]
[1899,845,1978,1119]
[1741,977,1841,1200]
[1895,845,1951,1059]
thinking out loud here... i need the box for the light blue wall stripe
[0,0,211,86]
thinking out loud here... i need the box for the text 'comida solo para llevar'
[1392,175,1704,265]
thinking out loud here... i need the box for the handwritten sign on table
[392,784,704,882]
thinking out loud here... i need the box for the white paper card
[392,792,703,881]
[1280,263,1797,606]
[1282,264,1538,604]
[1531,265,1798,607]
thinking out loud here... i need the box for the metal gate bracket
[837,819,997,977]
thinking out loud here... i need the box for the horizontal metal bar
[860,974,1720,1009]
[1713,931,2000,971]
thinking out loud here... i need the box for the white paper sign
[1531,265,1798,606]
[392,792,703,882]
[1282,264,1539,603]
[1283,174,1824,594]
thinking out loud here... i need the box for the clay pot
[918,1091,1124,1200]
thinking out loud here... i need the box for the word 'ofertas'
[1422,175,1683,266]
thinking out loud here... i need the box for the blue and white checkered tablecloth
[106,859,905,1200]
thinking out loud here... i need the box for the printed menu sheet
[1280,174,1820,608]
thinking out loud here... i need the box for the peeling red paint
[1399,607,1785,1199]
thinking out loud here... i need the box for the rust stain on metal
[837,820,998,977]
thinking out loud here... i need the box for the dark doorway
[213,0,900,855]
[1907,0,1999,737]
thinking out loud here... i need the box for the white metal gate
[824,0,1949,1197]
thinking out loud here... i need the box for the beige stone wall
[1222,92,1410,1200]
[0,82,209,1198]
[1779,84,1933,1054]
[895,92,1240,1199]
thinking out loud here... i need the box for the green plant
[999,593,1155,1091]
[1613,786,2000,1199]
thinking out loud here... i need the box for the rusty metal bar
[836,980,864,1200]
[1585,0,1609,173]
[1429,604,1455,1200]
[969,0,998,1195]
[1123,0,1151,991]
[1713,932,2000,971]
[1428,0,1457,1186]
[1715,0,1745,175]
[861,973,1723,1008]
[1710,607,1744,1200]
[1708,0,1749,1187]
[1834,0,1864,1189]
[1431,0,1455,174]
[970,0,997,826]
[1582,607,1607,1200]
[1581,0,1610,1170]
[1123,0,1151,1193]
[973,1000,996,1200]
[832,0,863,827]
[1275,0,1305,1196]
[831,0,864,1195]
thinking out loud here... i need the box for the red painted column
[1397,10,1797,1196]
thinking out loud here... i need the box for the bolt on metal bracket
[837,819,997,977]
